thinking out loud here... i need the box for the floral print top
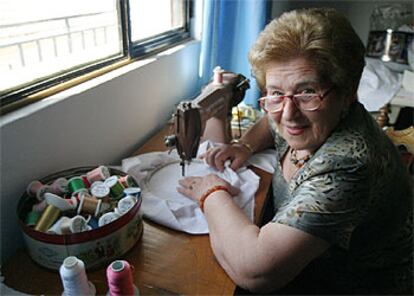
[268,102,413,294]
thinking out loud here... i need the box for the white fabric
[358,58,402,112]
[246,148,277,174]
[122,141,261,234]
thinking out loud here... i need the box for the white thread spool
[59,256,96,296]
[115,195,137,216]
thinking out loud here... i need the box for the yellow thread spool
[34,205,61,232]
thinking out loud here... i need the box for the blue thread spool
[123,187,141,198]
[88,217,99,230]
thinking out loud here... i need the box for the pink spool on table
[106,260,139,296]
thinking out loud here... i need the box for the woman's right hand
[201,143,252,172]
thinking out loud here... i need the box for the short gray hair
[249,8,365,98]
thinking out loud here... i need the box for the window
[130,0,186,42]
[0,0,190,110]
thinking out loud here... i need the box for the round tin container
[17,167,143,270]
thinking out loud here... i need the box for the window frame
[0,0,191,111]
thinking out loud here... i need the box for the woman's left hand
[177,173,240,202]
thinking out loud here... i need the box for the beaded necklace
[289,148,313,168]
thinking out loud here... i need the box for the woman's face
[265,57,348,154]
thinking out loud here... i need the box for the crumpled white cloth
[358,57,402,111]
[122,141,263,234]
[246,148,277,174]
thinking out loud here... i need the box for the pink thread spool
[106,260,139,296]
[32,200,48,213]
[118,175,137,188]
[51,178,68,195]
[213,66,224,85]
[27,181,51,201]
[26,181,43,197]
[87,166,110,183]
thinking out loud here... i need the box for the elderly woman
[177,8,412,295]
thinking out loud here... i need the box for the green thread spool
[26,211,40,226]
[126,175,138,187]
[104,176,125,199]
[68,176,86,193]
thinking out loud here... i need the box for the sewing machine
[164,68,250,176]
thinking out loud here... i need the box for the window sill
[0,39,200,126]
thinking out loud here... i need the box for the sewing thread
[106,260,138,296]
[104,176,125,199]
[51,178,68,195]
[68,177,86,193]
[34,204,61,232]
[87,166,110,183]
[59,256,96,296]
[26,180,43,197]
[77,193,102,217]
[81,175,91,188]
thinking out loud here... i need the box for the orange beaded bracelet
[199,185,231,212]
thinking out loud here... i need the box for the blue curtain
[199,0,270,107]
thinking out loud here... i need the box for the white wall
[0,41,201,263]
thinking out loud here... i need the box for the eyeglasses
[259,86,334,113]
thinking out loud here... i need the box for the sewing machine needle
[181,161,185,177]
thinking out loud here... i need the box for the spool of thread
[81,175,91,188]
[77,193,102,217]
[123,187,141,198]
[119,175,138,188]
[34,204,61,232]
[26,181,53,200]
[88,217,99,230]
[87,166,110,183]
[26,180,43,197]
[26,211,40,226]
[106,260,139,296]
[213,66,224,85]
[36,185,53,201]
[59,256,96,296]
[116,196,137,216]
[98,212,120,227]
[68,215,90,233]
[90,181,104,189]
[68,177,86,193]
[48,215,90,234]
[32,200,48,213]
[51,178,68,195]
[72,188,88,199]
[91,183,110,202]
[48,216,71,235]
[104,176,125,199]
[45,192,78,211]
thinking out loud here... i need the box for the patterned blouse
[268,102,413,294]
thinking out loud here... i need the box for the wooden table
[3,126,272,295]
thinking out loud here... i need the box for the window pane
[0,0,122,93]
[130,0,185,42]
